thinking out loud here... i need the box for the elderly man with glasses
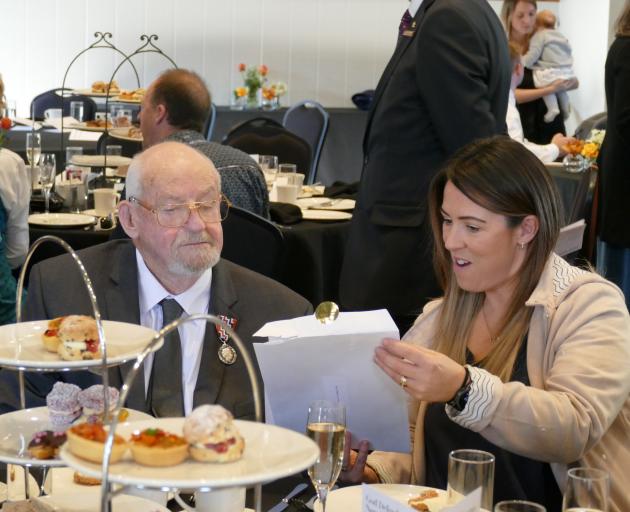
[0,141,311,418]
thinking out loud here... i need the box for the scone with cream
[56,315,101,361]
[183,405,244,462]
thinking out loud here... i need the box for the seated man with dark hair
[140,68,269,218]
[0,142,311,417]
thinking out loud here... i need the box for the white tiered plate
[37,492,170,512]
[0,408,154,467]
[60,418,319,490]
[318,484,448,512]
[70,155,132,167]
[28,213,96,228]
[300,209,352,221]
[0,320,160,370]
[109,127,143,142]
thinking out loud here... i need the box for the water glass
[448,449,495,511]
[562,467,609,512]
[70,101,84,122]
[25,132,41,167]
[279,163,297,174]
[259,154,279,187]
[495,501,546,512]
[307,400,346,512]
[40,153,56,213]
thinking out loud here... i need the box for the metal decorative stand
[58,32,140,167]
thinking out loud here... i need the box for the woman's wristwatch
[446,365,472,412]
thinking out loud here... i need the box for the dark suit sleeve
[416,6,503,152]
[613,45,630,144]
[23,263,49,321]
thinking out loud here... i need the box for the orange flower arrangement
[0,116,11,147]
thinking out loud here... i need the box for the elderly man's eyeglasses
[129,195,231,227]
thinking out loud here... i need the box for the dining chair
[204,102,218,141]
[30,88,97,121]
[222,205,285,281]
[223,119,311,177]
[96,133,142,158]
[573,112,607,140]
[282,100,329,184]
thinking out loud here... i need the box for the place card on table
[362,484,415,512]
[68,129,102,141]
[253,309,409,452]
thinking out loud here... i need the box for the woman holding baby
[501,0,578,144]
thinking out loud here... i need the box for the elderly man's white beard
[168,233,221,276]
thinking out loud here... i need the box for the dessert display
[54,315,101,361]
[65,422,127,463]
[27,430,67,460]
[117,88,145,101]
[183,405,245,462]
[41,316,65,353]
[91,80,120,94]
[78,384,119,423]
[130,427,188,467]
[127,126,142,139]
[46,382,82,428]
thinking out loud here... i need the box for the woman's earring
[518,242,527,249]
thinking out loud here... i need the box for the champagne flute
[306,400,345,512]
[26,132,42,190]
[40,153,56,214]
[562,467,609,512]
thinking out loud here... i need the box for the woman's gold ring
[399,375,408,389]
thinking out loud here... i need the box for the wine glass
[26,132,41,171]
[40,153,56,214]
[562,467,609,512]
[306,400,345,512]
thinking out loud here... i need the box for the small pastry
[130,428,188,466]
[46,381,82,428]
[73,471,101,486]
[27,430,67,460]
[183,405,244,463]
[66,422,127,463]
[56,315,101,361]
[78,384,119,423]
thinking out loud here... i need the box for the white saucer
[28,213,96,228]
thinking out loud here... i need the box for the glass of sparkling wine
[562,467,609,512]
[40,153,56,213]
[306,400,346,512]
[26,132,42,190]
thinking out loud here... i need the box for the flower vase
[562,153,586,173]
[231,96,247,111]
[246,89,261,110]
[262,96,280,111]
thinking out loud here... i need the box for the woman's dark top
[424,339,563,509]
[517,68,566,144]
[598,36,630,247]
[0,202,19,325]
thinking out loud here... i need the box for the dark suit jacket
[0,240,312,418]
[340,0,510,319]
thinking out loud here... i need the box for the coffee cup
[274,183,299,204]
[93,188,120,216]
[44,108,62,120]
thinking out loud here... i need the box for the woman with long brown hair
[597,0,630,309]
[342,137,630,511]
[501,0,578,144]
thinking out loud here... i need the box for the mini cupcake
[46,382,82,428]
[78,384,119,423]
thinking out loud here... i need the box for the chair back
[223,118,311,176]
[30,88,97,120]
[221,205,285,280]
[283,101,329,184]
[204,102,218,141]
[573,112,607,140]
[96,133,143,158]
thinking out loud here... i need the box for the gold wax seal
[314,301,340,324]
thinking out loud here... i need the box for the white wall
[0,0,613,135]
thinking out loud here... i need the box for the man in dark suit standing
[0,142,311,418]
[340,0,511,333]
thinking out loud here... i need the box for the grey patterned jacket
[165,130,269,218]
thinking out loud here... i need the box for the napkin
[269,202,303,225]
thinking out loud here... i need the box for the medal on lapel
[215,315,238,365]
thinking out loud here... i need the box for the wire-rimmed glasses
[128,195,231,227]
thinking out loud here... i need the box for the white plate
[3,465,40,500]
[296,198,356,211]
[60,418,319,490]
[37,492,170,512]
[68,121,112,132]
[300,209,352,221]
[111,96,143,104]
[28,213,96,228]
[73,88,118,97]
[108,127,143,142]
[320,484,447,512]
[70,155,132,167]
[82,209,118,218]
[0,320,160,370]
[0,408,154,467]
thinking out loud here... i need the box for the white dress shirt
[506,89,559,164]
[408,0,424,17]
[136,250,213,415]
[0,149,30,268]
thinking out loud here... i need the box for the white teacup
[44,108,62,120]
[174,488,245,512]
[275,183,299,204]
[93,188,120,216]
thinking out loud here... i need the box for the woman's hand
[374,338,466,403]
[338,432,379,484]
[549,77,579,94]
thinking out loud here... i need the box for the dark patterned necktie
[148,298,184,417]
[399,9,413,36]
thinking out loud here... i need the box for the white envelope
[253,310,410,453]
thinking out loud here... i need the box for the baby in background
[522,10,577,123]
